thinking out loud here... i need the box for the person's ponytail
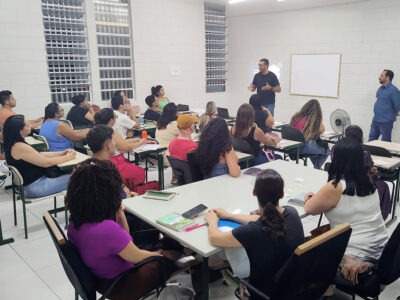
[259,202,287,241]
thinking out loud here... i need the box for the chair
[32,133,49,151]
[238,223,352,300]
[60,119,74,128]
[177,104,190,112]
[335,223,400,300]
[187,150,204,182]
[166,156,194,185]
[43,211,168,300]
[281,125,318,167]
[9,165,66,239]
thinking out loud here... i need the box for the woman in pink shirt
[290,99,330,169]
[168,114,198,160]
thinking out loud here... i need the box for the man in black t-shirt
[248,58,281,116]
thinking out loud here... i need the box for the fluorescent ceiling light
[229,0,247,4]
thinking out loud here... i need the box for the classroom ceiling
[208,0,368,17]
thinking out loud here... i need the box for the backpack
[158,269,195,300]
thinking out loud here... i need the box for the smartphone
[243,167,262,176]
[182,204,208,219]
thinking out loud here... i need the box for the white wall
[227,0,400,141]
[131,0,207,112]
[0,0,50,119]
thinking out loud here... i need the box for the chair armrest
[100,256,170,300]
[234,276,270,300]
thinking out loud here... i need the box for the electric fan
[330,109,351,134]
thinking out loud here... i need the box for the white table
[320,131,343,142]
[266,139,304,164]
[271,121,288,131]
[123,160,327,299]
[57,152,90,170]
[365,140,400,156]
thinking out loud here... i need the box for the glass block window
[41,0,91,103]
[205,2,227,93]
[94,0,134,101]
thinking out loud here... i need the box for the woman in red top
[168,114,198,160]
[290,99,330,169]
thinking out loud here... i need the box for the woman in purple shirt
[66,159,175,300]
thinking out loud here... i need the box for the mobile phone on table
[182,204,208,219]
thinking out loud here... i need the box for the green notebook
[156,212,194,231]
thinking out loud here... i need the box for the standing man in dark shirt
[368,69,400,142]
[248,58,281,116]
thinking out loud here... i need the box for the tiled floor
[0,164,399,300]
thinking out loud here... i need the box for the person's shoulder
[282,206,301,219]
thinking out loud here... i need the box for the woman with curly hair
[290,99,330,169]
[196,117,240,178]
[66,159,177,300]
[205,169,304,299]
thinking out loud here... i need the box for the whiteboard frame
[289,53,342,99]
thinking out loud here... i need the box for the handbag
[124,179,160,195]
[44,166,67,178]
[305,214,331,241]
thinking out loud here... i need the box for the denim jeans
[301,140,330,169]
[368,120,394,142]
[24,174,70,198]
[264,103,275,116]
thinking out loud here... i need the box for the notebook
[143,190,177,201]
[288,192,306,207]
[156,212,194,231]
[218,220,241,232]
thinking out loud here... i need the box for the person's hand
[261,83,272,91]
[247,84,255,92]
[131,191,139,197]
[270,137,280,146]
[65,149,76,160]
[261,106,269,112]
[145,139,157,144]
[35,117,44,123]
[204,210,219,225]
[212,208,230,219]
[304,192,315,203]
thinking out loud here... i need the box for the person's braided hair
[65,158,123,229]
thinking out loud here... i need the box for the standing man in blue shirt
[248,58,281,116]
[368,69,400,142]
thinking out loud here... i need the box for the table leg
[158,153,164,190]
[386,168,399,227]
[0,220,14,246]
[201,257,209,300]
[296,147,300,164]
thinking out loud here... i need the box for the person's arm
[119,241,162,264]
[41,149,75,158]
[115,131,145,152]
[126,104,141,129]
[13,143,75,168]
[204,210,242,247]
[319,122,326,134]
[29,117,44,128]
[272,85,281,93]
[116,205,129,233]
[253,126,280,146]
[392,89,400,113]
[58,122,89,141]
[84,111,95,122]
[212,208,259,224]
[261,107,275,126]
[304,180,343,215]
[225,148,241,178]
[248,84,256,92]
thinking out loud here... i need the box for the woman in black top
[143,95,161,122]
[4,115,75,198]
[249,94,274,133]
[231,104,280,165]
[66,94,95,128]
[205,169,304,299]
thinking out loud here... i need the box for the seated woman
[198,101,217,130]
[94,108,146,187]
[4,115,75,198]
[155,103,179,166]
[169,114,198,160]
[290,99,329,169]
[231,104,280,165]
[66,159,176,300]
[249,94,274,133]
[304,138,388,286]
[205,169,304,299]
[196,117,240,179]
[151,85,169,111]
[143,95,161,122]
[66,94,95,129]
[40,103,89,151]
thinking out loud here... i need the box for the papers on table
[136,144,160,151]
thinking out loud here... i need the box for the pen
[184,223,206,232]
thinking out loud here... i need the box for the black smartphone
[243,167,262,176]
[182,204,208,219]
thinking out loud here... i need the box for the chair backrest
[362,144,392,158]
[177,104,190,112]
[32,133,49,151]
[271,223,352,300]
[60,119,74,129]
[281,126,306,143]
[377,223,400,285]
[323,162,331,172]
[166,156,194,185]
[43,212,97,300]
[8,165,24,187]
[232,136,255,156]
[187,150,204,182]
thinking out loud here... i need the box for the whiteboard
[290,54,341,98]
